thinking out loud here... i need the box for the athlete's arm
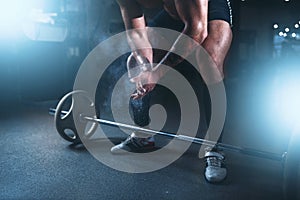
[176,0,208,44]
[158,0,208,68]
[117,0,153,63]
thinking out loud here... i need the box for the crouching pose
[111,0,233,183]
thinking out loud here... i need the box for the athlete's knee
[184,22,208,44]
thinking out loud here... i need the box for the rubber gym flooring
[0,97,287,200]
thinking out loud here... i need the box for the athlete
[111,0,233,183]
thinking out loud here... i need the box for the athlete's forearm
[157,33,199,69]
[127,26,153,64]
[117,0,153,63]
[158,0,208,68]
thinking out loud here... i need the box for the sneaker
[111,134,155,153]
[204,149,227,183]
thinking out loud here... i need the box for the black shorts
[149,0,233,30]
[209,0,233,26]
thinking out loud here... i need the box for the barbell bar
[49,109,284,162]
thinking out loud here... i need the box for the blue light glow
[0,0,24,37]
[0,0,45,39]
[271,73,300,127]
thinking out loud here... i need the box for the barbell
[51,90,284,161]
[51,90,300,200]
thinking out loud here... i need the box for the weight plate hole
[64,129,76,140]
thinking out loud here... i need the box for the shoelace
[205,156,224,168]
[124,136,152,148]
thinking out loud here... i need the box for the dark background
[0,0,299,100]
[0,0,299,102]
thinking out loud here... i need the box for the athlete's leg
[201,20,232,77]
[199,19,232,183]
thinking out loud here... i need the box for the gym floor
[0,98,287,200]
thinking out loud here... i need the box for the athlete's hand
[130,69,160,99]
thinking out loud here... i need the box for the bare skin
[117,0,233,98]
